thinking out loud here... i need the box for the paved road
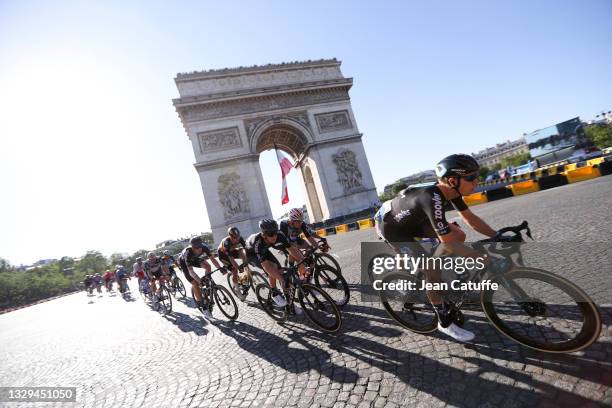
[1,176,611,408]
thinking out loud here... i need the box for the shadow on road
[214,319,359,384]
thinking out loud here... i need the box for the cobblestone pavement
[1,176,611,408]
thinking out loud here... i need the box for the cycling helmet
[163,250,171,257]
[289,208,304,221]
[147,252,155,258]
[435,154,480,178]
[136,257,143,262]
[227,226,240,238]
[259,218,278,234]
[190,236,205,248]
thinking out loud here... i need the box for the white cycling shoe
[437,322,475,342]
[272,293,287,307]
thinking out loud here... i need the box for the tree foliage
[0,231,216,310]
[585,123,612,148]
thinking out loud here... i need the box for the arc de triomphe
[173,59,379,241]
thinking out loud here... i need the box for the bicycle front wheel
[314,253,342,274]
[313,265,350,307]
[158,286,172,315]
[379,272,437,333]
[482,267,602,353]
[213,285,239,320]
[298,283,342,333]
[174,278,186,298]
[255,283,287,323]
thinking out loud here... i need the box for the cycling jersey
[84,278,93,287]
[133,261,144,275]
[144,257,164,278]
[103,272,113,281]
[93,276,102,284]
[161,256,177,268]
[218,236,246,253]
[376,185,467,242]
[178,245,212,283]
[245,232,291,266]
[115,267,127,279]
[279,219,312,243]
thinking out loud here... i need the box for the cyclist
[143,252,168,303]
[83,275,94,294]
[103,270,114,291]
[133,257,145,288]
[217,227,248,300]
[375,154,498,342]
[93,273,103,293]
[279,208,329,262]
[245,219,309,307]
[115,264,129,293]
[178,237,224,319]
[160,250,179,282]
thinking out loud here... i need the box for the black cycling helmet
[227,227,240,238]
[435,154,480,178]
[259,218,278,234]
[190,236,205,248]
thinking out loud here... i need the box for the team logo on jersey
[393,209,411,222]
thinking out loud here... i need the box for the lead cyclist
[375,154,499,342]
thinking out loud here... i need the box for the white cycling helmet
[289,208,304,221]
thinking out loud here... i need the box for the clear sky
[1,0,610,265]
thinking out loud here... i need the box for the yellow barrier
[564,163,578,172]
[565,166,601,183]
[547,166,559,176]
[534,169,544,179]
[464,192,488,206]
[587,157,605,166]
[316,229,326,237]
[509,179,540,196]
[335,224,349,234]
[358,218,374,229]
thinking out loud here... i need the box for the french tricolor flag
[275,146,293,205]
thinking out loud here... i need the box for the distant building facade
[383,170,437,194]
[472,138,529,168]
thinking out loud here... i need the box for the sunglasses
[463,174,478,182]
[264,232,277,237]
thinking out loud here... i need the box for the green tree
[392,182,408,195]
[0,257,13,273]
[478,166,490,181]
[585,123,612,148]
[76,251,107,276]
[499,152,531,168]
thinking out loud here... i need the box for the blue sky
[0,0,610,265]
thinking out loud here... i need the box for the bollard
[565,166,601,183]
[464,192,488,206]
[509,179,540,196]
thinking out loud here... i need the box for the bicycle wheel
[213,285,239,320]
[482,267,602,353]
[158,286,172,315]
[314,253,342,274]
[249,271,268,292]
[174,278,186,298]
[313,265,350,307]
[255,283,287,323]
[379,272,437,333]
[298,283,342,333]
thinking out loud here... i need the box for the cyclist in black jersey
[375,154,498,342]
[178,236,224,319]
[245,218,309,307]
[217,227,248,300]
[279,208,329,262]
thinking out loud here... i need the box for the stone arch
[250,118,312,159]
